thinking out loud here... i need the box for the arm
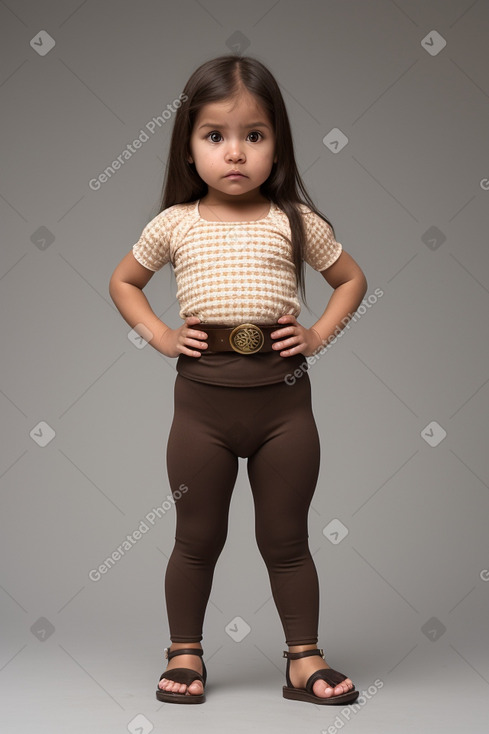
[271,250,368,357]
[310,249,368,346]
[108,251,208,358]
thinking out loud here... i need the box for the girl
[109,55,367,706]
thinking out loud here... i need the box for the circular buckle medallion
[229,323,265,354]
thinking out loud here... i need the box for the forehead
[194,92,271,124]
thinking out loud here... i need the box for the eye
[207,131,223,143]
[247,131,263,143]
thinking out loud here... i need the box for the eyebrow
[198,121,271,130]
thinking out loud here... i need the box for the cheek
[196,147,215,164]
[201,155,217,170]
[194,153,219,177]
[256,143,275,162]
[258,150,275,170]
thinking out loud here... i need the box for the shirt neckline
[195,199,275,224]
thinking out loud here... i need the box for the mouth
[225,172,247,178]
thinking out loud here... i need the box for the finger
[184,336,208,349]
[274,334,300,346]
[277,315,297,328]
[184,324,207,342]
[179,344,203,358]
[271,324,297,340]
[273,335,302,351]
[278,343,302,356]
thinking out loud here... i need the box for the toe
[162,680,179,693]
[188,680,203,695]
[312,677,353,698]
[159,676,203,696]
[332,678,354,696]
[312,679,335,698]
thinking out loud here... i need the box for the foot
[158,643,204,697]
[288,646,355,699]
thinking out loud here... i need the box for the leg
[247,374,355,699]
[246,374,321,646]
[160,375,239,695]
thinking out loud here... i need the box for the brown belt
[188,322,282,354]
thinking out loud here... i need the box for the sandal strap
[305,667,349,695]
[283,648,324,660]
[165,647,203,660]
[159,667,205,686]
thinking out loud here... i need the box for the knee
[176,528,227,565]
[255,531,309,567]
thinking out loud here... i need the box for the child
[109,55,367,706]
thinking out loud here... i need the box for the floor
[1,641,487,733]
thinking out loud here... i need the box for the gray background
[1,0,488,732]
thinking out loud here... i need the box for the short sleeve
[131,209,173,272]
[301,209,342,271]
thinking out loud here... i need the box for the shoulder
[297,205,342,270]
[146,201,196,229]
[273,203,335,240]
[297,203,313,215]
[270,203,335,241]
[297,203,331,226]
[274,202,331,224]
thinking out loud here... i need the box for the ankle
[288,644,318,653]
[168,642,203,656]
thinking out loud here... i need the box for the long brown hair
[159,54,336,305]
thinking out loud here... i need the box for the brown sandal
[156,646,207,704]
[282,648,359,705]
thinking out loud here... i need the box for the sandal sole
[156,689,205,704]
[283,685,359,705]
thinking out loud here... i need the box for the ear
[187,154,194,164]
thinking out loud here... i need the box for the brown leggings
[164,372,321,645]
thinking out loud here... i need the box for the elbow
[360,272,368,299]
[108,273,120,304]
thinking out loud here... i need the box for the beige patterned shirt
[132,199,342,325]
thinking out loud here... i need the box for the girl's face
[188,91,277,202]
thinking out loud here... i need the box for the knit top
[132,199,342,326]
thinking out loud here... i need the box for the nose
[225,139,245,163]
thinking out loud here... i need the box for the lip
[225,171,247,178]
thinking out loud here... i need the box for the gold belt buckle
[229,323,265,354]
